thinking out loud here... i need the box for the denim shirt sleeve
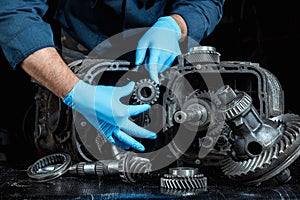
[0,0,55,69]
[171,0,225,44]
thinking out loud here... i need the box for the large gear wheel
[221,113,300,185]
[132,78,160,105]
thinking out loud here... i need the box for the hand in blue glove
[135,16,182,84]
[63,80,157,151]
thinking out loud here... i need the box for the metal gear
[175,89,223,130]
[160,167,207,191]
[27,153,72,182]
[118,152,152,183]
[133,78,160,105]
[178,45,221,65]
[195,90,226,158]
[221,113,300,185]
[217,88,252,120]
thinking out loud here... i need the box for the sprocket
[132,78,160,105]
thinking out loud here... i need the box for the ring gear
[221,113,300,185]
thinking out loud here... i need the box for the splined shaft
[68,152,152,183]
[68,160,119,176]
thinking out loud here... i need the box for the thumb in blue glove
[63,80,157,152]
[135,16,182,84]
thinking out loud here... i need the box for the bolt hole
[140,87,153,99]
[247,141,262,156]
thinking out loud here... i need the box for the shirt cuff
[2,23,56,69]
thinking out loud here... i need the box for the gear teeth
[160,167,207,192]
[118,152,151,183]
[160,174,207,190]
[221,113,300,184]
[76,162,85,176]
[133,78,160,105]
[223,92,252,120]
[95,161,105,176]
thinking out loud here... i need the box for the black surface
[1,158,300,200]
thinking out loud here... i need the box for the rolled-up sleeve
[0,0,55,69]
[171,0,225,43]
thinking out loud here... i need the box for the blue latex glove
[135,16,182,84]
[63,80,157,151]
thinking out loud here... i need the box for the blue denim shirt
[0,0,224,69]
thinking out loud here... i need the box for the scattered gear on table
[160,167,207,192]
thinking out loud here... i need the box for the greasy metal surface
[1,159,300,199]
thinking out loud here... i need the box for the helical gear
[160,167,207,190]
[160,174,207,190]
[133,79,160,105]
[221,113,300,185]
[118,152,152,183]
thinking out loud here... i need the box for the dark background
[202,0,300,114]
[0,0,299,165]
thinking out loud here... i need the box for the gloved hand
[135,16,182,84]
[63,80,157,152]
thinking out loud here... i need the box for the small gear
[222,92,252,120]
[133,79,160,104]
[160,167,207,190]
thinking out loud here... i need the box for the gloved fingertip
[107,136,115,144]
[147,66,159,84]
[119,81,135,96]
[148,134,157,139]
[135,144,145,152]
[126,81,135,88]
[123,145,130,150]
[151,74,160,84]
[135,59,143,66]
[128,104,151,116]
[135,49,146,66]
[142,104,151,110]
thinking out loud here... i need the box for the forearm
[171,14,188,41]
[21,47,79,99]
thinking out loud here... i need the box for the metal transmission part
[221,113,300,185]
[27,152,151,183]
[173,99,208,127]
[68,151,151,183]
[28,45,300,187]
[216,85,282,160]
[160,167,207,196]
[133,78,160,105]
[27,153,72,182]
[179,45,221,65]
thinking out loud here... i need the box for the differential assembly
[28,45,300,187]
